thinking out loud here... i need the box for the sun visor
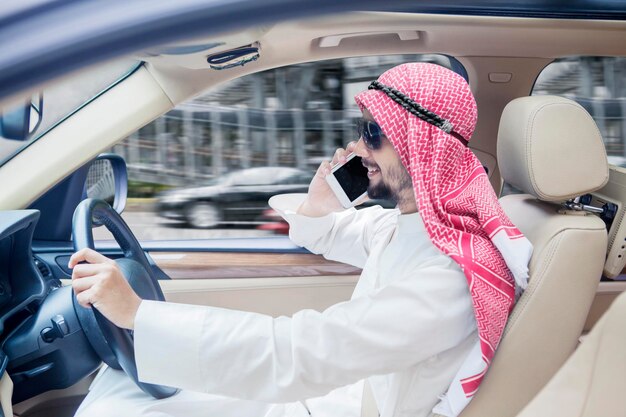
[139,26,271,69]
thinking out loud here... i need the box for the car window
[95,54,464,241]
[501,56,626,196]
[230,168,278,186]
[280,172,314,185]
[533,57,626,165]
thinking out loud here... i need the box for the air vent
[33,257,51,278]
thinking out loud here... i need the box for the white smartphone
[325,153,369,208]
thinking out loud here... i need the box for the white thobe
[76,194,477,417]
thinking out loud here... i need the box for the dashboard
[0,211,100,404]
[0,211,48,332]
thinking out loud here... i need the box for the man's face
[354,109,414,207]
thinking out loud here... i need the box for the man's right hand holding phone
[298,141,365,217]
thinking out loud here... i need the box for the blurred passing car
[156,166,313,228]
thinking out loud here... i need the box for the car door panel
[149,251,360,279]
[57,274,358,318]
[149,251,360,315]
[158,275,358,317]
[585,281,626,332]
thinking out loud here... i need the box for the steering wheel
[72,198,179,399]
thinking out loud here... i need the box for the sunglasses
[357,119,385,150]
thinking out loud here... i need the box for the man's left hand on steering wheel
[69,248,142,330]
[71,198,178,399]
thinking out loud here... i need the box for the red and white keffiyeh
[355,63,533,416]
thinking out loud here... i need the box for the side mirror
[85,154,128,216]
[0,95,43,141]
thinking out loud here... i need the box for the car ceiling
[144,12,626,94]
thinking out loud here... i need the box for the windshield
[0,58,140,166]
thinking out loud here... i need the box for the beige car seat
[361,96,609,417]
[459,96,609,417]
[515,289,626,417]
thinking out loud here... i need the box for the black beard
[367,181,396,203]
[367,165,413,207]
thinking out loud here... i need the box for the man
[71,63,532,417]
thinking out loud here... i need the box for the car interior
[1,7,626,417]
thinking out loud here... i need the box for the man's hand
[69,248,142,330]
[298,141,361,217]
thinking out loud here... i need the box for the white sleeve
[135,258,476,403]
[269,194,398,268]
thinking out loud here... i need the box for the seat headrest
[498,96,609,202]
